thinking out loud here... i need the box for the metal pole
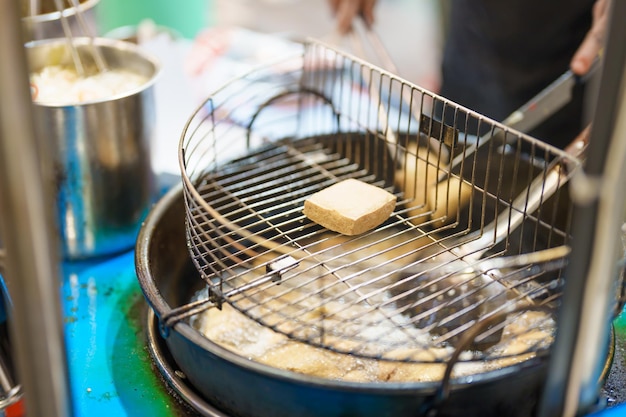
[0,1,74,416]
[537,1,626,416]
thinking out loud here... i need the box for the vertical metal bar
[537,1,626,416]
[0,1,74,416]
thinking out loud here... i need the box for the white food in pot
[30,65,149,104]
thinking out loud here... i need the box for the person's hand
[570,0,610,75]
[327,0,377,35]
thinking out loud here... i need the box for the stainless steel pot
[26,37,160,259]
[136,182,557,417]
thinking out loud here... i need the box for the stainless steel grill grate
[175,40,585,365]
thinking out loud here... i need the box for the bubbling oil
[191,286,554,383]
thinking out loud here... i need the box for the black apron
[440,0,594,148]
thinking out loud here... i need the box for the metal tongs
[343,16,599,158]
[382,127,587,348]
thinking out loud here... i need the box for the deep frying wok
[137,183,564,417]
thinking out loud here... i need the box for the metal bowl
[21,0,100,42]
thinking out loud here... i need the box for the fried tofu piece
[304,179,396,235]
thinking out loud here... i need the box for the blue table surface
[62,249,191,417]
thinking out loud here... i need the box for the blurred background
[91,0,445,175]
[96,0,443,89]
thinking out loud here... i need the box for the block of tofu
[395,143,439,226]
[428,175,473,227]
[396,143,472,228]
[303,179,397,235]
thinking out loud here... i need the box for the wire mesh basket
[175,40,584,366]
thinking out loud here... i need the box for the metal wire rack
[175,40,584,365]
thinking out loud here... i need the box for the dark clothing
[440,0,595,148]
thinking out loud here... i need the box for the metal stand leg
[538,1,626,416]
[0,1,73,416]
